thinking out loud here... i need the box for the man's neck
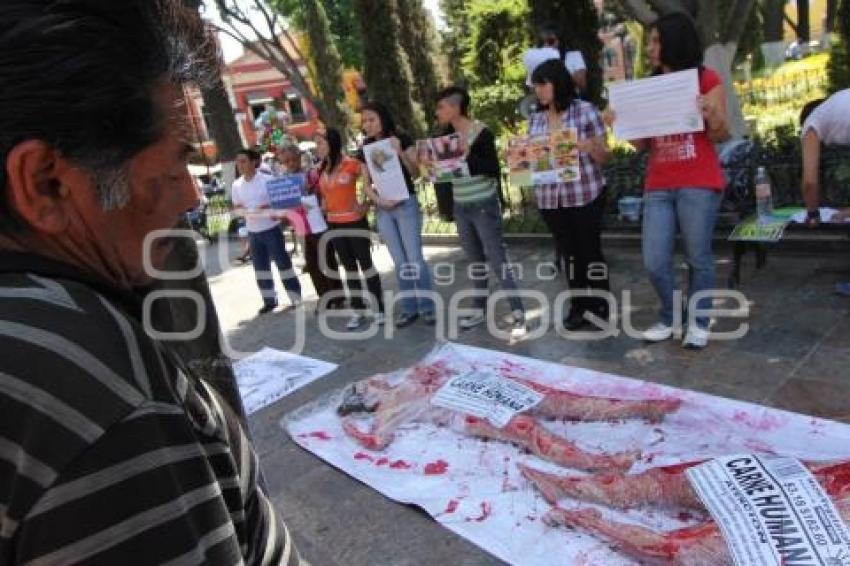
[450,116,470,133]
[244,171,257,181]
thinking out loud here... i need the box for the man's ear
[5,141,79,234]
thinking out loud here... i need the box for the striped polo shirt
[451,121,498,205]
[0,253,302,565]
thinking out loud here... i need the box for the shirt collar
[0,251,144,319]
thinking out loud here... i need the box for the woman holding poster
[358,101,436,328]
[315,129,385,330]
[528,59,611,332]
[611,13,729,349]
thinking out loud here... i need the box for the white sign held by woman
[608,68,704,140]
[363,139,410,202]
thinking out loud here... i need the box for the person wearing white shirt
[800,89,850,227]
[522,26,587,94]
[231,148,302,314]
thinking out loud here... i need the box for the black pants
[304,232,343,304]
[540,193,610,317]
[327,218,384,311]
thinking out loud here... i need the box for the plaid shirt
[528,101,606,209]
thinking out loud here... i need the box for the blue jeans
[454,196,523,313]
[376,197,435,315]
[249,225,302,307]
[642,188,721,329]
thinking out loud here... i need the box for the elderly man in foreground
[0,1,303,563]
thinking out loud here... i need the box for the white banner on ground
[431,370,543,428]
[687,454,850,566]
[233,347,337,414]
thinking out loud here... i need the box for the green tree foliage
[273,0,364,68]
[302,0,350,133]
[396,0,444,130]
[352,0,425,137]
[440,0,472,84]
[462,0,530,135]
[528,0,604,104]
[827,35,850,94]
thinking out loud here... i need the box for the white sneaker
[346,313,365,330]
[682,326,709,349]
[510,310,527,339]
[459,310,486,330]
[374,312,386,326]
[643,322,673,342]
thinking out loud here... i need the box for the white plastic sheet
[282,343,850,565]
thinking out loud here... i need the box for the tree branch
[621,0,658,24]
[721,0,756,43]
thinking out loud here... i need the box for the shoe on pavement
[643,322,673,342]
[374,312,386,326]
[346,313,365,330]
[395,312,419,328]
[459,310,486,330]
[258,304,277,315]
[421,311,437,326]
[682,326,709,350]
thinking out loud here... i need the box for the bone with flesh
[533,460,850,565]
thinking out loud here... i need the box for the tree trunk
[302,0,351,134]
[396,0,443,131]
[704,42,747,139]
[352,0,425,137]
[826,0,838,33]
[798,0,811,43]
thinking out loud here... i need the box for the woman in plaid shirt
[528,59,611,331]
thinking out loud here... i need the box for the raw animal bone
[522,460,850,565]
[338,360,680,472]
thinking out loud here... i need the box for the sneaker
[510,310,527,339]
[421,311,437,326]
[682,326,710,350]
[258,303,277,315]
[643,322,673,342]
[395,312,419,328]
[346,313,365,330]
[374,312,386,326]
[459,310,486,330]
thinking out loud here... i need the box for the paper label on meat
[686,454,850,566]
[430,370,544,428]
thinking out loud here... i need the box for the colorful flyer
[416,134,470,182]
[506,128,580,187]
[266,173,305,209]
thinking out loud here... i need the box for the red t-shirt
[645,67,726,192]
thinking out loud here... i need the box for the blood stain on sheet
[465,502,492,522]
[424,459,449,475]
[353,452,374,462]
[743,438,776,454]
[732,410,787,432]
[299,431,331,441]
[677,511,694,522]
[375,457,389,466]
[389,459,412,470]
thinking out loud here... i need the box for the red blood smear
[678,511,694,522]
[389,459,412,470]
[424,460,449,475]
[301,431,331,441]
[443,499,460,514]
[466,502,492,522]
[354,452,374,462]
[376,457,389,466]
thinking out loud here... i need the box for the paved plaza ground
[204,236,850,565]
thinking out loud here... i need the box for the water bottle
[755,166,773,222]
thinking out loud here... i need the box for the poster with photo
[416,134,470,182]
[506,128,580,187]
[363,139,410,201]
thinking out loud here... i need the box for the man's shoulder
[0,272,167,413]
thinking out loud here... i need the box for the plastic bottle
[755,166,773,222]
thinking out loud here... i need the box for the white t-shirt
[523,47,587,86]
[801,89,850,146]
[231,172,279,233]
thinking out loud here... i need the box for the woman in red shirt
[618,13,729,349]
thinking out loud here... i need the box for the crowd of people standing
[233,12,731,351]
